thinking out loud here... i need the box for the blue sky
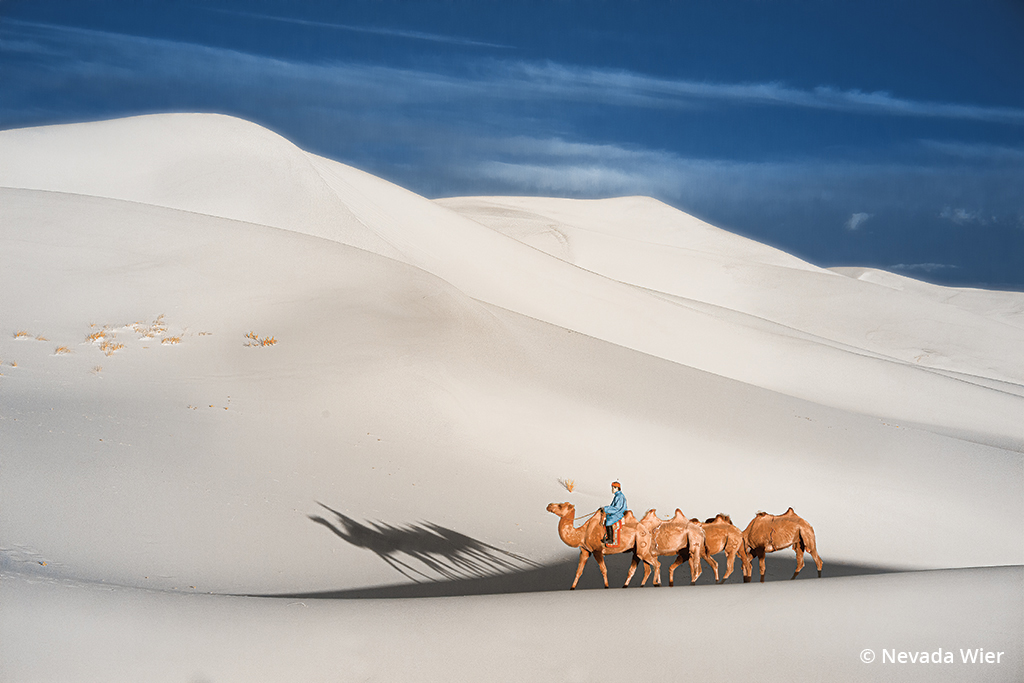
[2,0,1023,289]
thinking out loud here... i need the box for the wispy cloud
[940,207,988,226]
[6,19,1024,127]
[845,212,873,231]
[203,8,513,49]
[920,139,1024,162]
[890,263,960,273]
[495,62,1024,124]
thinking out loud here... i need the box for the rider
[603,481,627,544]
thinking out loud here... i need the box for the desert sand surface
[1,114,1021,682]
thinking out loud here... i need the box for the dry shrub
[101,341,125,356]
[161,337,182,345]
[14,331,31,339]
[130,314,168,339]
[245,331,278,347]
[54,346,72,355]
[558,478,576,493]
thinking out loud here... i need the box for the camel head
[546,502,574,518]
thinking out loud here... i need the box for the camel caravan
[546,482,823,590]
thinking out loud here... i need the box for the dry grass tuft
[245,331,278,347]
[54,346,72,355]
[14,330,32,339]
[101,341,125,356]
[161,336,182,345]
[558,478,576,493]
[130,315,168,339]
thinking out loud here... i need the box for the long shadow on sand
[264,505,901,599]
[307,502,542,584]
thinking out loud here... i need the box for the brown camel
[627,509,704,587]
[546,502,645,590]
[742,507,823,583]
[686,514,751,584]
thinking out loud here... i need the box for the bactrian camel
[627,509,704,587]
[690,514,751,584]
[546,502,645,590]
[742,507,823,583]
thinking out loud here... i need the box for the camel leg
[652,557,662,587]
[595,550,609,588]
[740,546,753,583]
[757,550,766,583]
[703,550,720,584]
[669,554,685,587]
[792,543,805,580]
[721,551,735,583]
[640,558,653,586]
[623,553,640,588]
[689,549,702,585]
[805,536,823,578]
[570,548,590,590]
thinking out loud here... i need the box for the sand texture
[1,114,1021,682]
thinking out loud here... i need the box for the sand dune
[1,114,1020,682]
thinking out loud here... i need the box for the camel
[546,502,646,590]
[627,509,704,587]
[686,514,751,584]
[742,507,823,583]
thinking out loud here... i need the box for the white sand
[1,114,1021,681]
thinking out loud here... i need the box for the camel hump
[623,510,637,522]
[783,507,798,517]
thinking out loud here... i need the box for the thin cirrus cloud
[200,8,514,49]
[499,62,1024,125]
[4,19,1024,128]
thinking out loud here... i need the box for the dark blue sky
[2,0,1023,289]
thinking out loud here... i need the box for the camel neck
[558,512,584,547]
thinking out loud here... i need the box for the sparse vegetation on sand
[245,331,277,347]
[161,336,182,345]
[558,478,576,493]
[130,314,168,339]
[54,346,72,355]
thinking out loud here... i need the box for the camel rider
[603,481,627,544]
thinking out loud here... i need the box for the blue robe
[604,489,627,526]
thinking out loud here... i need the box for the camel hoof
[818,570,822,578]
[668,581,674,587]
[743,576,751,583]
[569,586,575,591]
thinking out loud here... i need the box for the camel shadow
[309,502,541,584]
